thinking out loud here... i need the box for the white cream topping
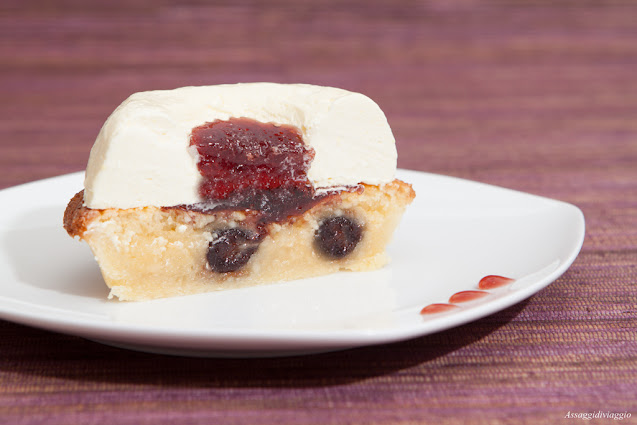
[84,83,397,209]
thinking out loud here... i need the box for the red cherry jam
[191,118,314,199]
[189,117,321,222]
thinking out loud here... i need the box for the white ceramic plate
[0,170,584,357]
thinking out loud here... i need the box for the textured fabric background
[1,1,636,424]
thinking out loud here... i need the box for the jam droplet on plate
[478,275,515,290]
[420,303,460,315]
[448,290,490,303]
[420,275,516,316]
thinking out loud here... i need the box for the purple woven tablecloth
[1,1,636,424]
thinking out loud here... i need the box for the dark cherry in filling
[207,228,262,273]
[315,216,363,259]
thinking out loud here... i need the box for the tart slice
[64,83,415,301]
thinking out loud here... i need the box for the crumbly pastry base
[64,180,415,301]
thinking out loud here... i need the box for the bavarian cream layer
[84,83,397,209]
